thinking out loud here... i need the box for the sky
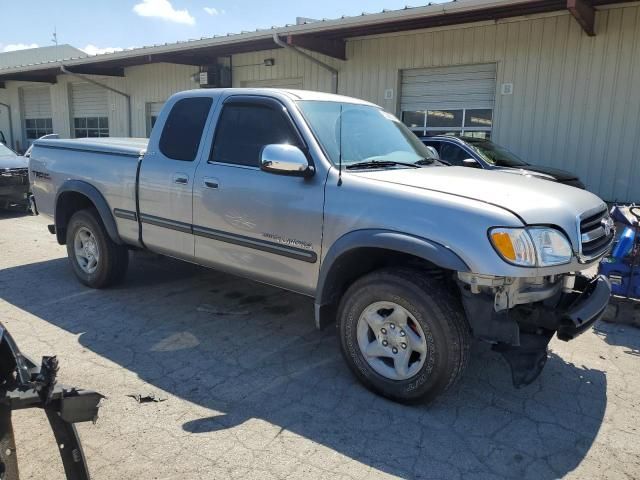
[0,0,450,55]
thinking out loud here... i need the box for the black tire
[65,208,129,288]
[338,268,470,404]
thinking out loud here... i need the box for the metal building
[0,0,638,201]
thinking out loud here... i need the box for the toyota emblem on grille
[601,217,614,237]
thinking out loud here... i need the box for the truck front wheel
[66,209,129,288]
[338,268,470,403]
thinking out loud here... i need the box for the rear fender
[54,180,122,245]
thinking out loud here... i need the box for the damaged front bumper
[458,273,611,387]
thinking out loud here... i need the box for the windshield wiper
[346,160,420,170]
[414,157,436,166]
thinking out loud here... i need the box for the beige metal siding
[126,63,199,138]
[232,48,338,93]
[241,77,304,89]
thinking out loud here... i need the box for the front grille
[0,168,28,186]
[580,208,614,260]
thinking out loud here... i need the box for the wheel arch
[314,229,470,329]
[54,180,122,246]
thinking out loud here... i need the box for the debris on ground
[127,393,168,404]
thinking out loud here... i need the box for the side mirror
[462,158,482,168]
[424,146,440,160]
[260,144,314,178]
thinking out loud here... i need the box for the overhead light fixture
[263,58,275,66]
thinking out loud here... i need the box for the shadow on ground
[0,252,608,479]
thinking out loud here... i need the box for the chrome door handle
[203,177,219,189]
[173,174,189,185]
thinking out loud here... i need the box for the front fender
[314,229,469,328]
[55,180,122,245]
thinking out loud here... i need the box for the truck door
[193,95,324,295]
[138,96,214,260]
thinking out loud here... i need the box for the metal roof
[0,0,632,83]
[0,44,86,69]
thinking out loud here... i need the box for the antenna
[51,27,58,46]
[337,104,343,186]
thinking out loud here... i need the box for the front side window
[74,117,109,138]
[159,97,213,161]
[210,102,302,167]
[439,143,470,166]
[298,101,436,167]
[25,118,53,140]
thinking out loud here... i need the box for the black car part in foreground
[0,322,103,480]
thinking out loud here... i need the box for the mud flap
[493,331,554,388]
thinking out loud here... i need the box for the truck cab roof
[172,88,379,107]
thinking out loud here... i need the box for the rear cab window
[159,97,213,161]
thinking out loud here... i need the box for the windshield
[297,101,437,167]
[465,140,528,168]
[0,143,16,157]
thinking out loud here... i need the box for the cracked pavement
[1,211,639,479]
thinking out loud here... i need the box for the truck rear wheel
[66,209,129,288]
[338,268,470,403]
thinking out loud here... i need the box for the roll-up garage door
[71,83,110,138]
[400,63,496,138]
[241,77,304,89]
[22,86,53,144]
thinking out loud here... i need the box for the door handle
[173,173,189,185]
[203,177,219,189]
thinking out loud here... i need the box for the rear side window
[210,103,302,167]
[159,97,213,161]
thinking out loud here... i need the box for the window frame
[208,95,310,170]
[73,116,109,139]
[25,118,53,140]
[402,108,493,138]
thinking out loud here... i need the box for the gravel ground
[1,211,639,480]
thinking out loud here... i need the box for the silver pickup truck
[29,89,613,403]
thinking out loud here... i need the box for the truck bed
[35,137,148,157]
[30,137,148,246]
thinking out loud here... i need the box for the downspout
[0,102,14,149]
[272,33,339,94]
[60,65,132,137]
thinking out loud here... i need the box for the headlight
[489,227,572,267]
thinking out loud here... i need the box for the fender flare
[54,180,122,245]
[314,229,470,328]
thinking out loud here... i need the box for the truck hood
[351,166,605,226]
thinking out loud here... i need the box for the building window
[74,117,109,138]
[402,108,493,139]
[25,118,53,140]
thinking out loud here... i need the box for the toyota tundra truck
[28,89,613,403]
